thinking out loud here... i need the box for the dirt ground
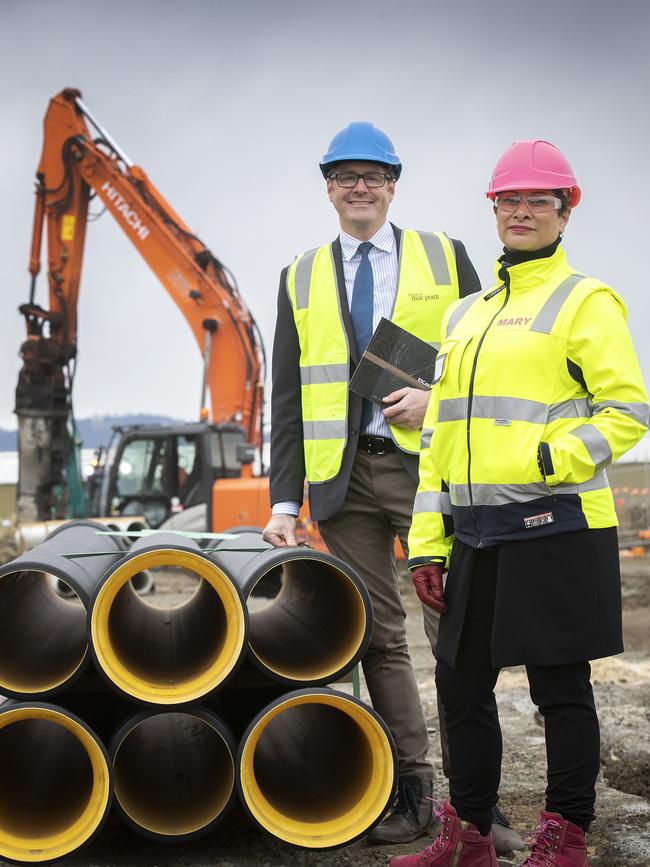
[0,537,648,867]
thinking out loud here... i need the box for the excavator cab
[89,423,254,530]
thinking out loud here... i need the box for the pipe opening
[129,570,155,595]
[46,576,148,603]
[48,575,78,599]
[91,549,246,703]
[108,569,225,683]
[113,713,234,837]
[255,705,371,816]
[248,559,367,681]
[0,571,86,694]
[131,564,199,608]
[106,520,149,546]
[0,708,110,862]
[240,693,395,848]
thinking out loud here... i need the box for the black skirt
[436,527,623,669]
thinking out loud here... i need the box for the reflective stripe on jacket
[408,245,649,568]
[286,230,460,483]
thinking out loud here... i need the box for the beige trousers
[318,450,445,782]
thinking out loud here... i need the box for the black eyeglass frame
[327,171,395,189]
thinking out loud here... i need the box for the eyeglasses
[328,171,394,188]
[495,193,563,213]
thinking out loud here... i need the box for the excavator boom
[16,88,265,521]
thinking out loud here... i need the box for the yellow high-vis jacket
[286,230,459,483]
[408,246,649,570]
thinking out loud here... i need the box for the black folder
[348,317,438,406]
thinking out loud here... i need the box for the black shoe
[366,776,437,845]
[491,804,526,854]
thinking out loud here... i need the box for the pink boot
[389,801,497,867]
[522,810,590,866]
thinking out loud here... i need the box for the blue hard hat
[319,122,402,179]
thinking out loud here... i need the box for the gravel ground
[0,538,648,867]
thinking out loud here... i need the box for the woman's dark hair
[555,189,571,213]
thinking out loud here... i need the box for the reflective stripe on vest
[448,470,609,507]
[529,274,585,332]
[438,395,593,424]
[287,230,459,483]
[445,291,479,335]
[592,400,650,427]
[413,489,452,514]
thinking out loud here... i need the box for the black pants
[435,547,600,833]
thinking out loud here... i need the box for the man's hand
[411,564,447,613]
[382,387,430,430]
[262,514,298,547]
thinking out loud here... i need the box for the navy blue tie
[351,241,374,431]
[351,242,374,354]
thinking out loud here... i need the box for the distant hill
[0,415,189,451]
[0,430,16,451]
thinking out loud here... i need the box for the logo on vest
[523,511,554,529]
[497,317,532,327]
[409,292,440,301]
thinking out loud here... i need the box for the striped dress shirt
[339,221,397,438]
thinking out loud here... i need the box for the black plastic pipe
[0,701,112,863]
[110,707,236,840]
[209,532,373,686]
[237,687,397,849]
[14,516,149,554]
[0,521,125,699]
[89,532,248,705]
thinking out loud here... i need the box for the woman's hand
[411,564,447,612]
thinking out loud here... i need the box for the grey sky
[2,0,649,429]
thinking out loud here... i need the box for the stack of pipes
[0,522,397,862]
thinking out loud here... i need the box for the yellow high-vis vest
[408,246,649,568]
[287,230,460,483]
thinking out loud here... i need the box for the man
[263,122,519,850]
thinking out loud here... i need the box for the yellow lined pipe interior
[90,548,246,704]
[238,690,395,848]
[0,705,111,863]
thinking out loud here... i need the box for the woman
[391,140,649,867]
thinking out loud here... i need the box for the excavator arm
[16,88,265,521]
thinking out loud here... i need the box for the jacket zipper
[466,276,511,544]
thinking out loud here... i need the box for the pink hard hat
[486,140,581,207]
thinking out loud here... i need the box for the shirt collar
[340,221,395,261]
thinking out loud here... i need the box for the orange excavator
[16,88,314,540]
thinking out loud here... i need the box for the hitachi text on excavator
[15,88,315,540]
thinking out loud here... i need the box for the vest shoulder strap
[403,229,455,286]
[288,244,328,311]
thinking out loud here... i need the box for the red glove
[411,564,447,613]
